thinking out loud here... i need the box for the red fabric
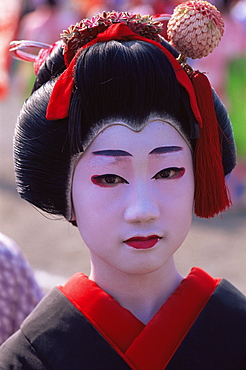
[46,57,76,120]
[34,42,59,75]
[58,267,220,370]
[46,23,201,125]
[59,272,144,353]
[191,71,231,218]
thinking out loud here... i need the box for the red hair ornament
[45,22,202,126]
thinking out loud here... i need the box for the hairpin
[9,40,51,62]
[9,40,60,75]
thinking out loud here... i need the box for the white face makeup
[72,119,194,276]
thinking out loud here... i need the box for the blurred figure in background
[71,0,114,18]
[0,0,22,100]
[226,0,246,207]
[190,0,246,104]
[127,0,155,15]
[14,0,78,97]
[1,0,78,99]
[231,0,246,27]
[0,232,43,345]
[19,0,78,45]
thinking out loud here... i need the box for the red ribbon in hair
[45,22,231,218]
[46,23,201,125]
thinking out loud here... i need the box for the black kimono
[0,267,245,369]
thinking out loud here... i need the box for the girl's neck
[89,258,183,324]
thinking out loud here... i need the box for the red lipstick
[124,235,160,249]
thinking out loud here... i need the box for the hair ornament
[61,11,164,66]
[167,0,224,59]
[9,40,51,62]
[9,40,60,75]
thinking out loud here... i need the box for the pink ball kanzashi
[167,0,224,59]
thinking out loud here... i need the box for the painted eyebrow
[92,146,182,157]
[92,150,133,157]
[149,146,183,155]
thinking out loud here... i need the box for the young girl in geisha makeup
[1,1,245,368]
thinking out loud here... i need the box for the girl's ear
[70,203,77,225]
[70,212,77,227]
[70,210,76,221]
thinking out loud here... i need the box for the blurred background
[0,0,246,296]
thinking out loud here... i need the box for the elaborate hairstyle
[12,5,236,222]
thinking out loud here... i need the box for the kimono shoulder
[0,274,245,369]
[0,287,131,369]
[167,279,246,369]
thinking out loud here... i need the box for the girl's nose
[123,186,160,223]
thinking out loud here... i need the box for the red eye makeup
[152,167,185,180]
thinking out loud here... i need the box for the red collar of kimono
[58,267,220,370]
